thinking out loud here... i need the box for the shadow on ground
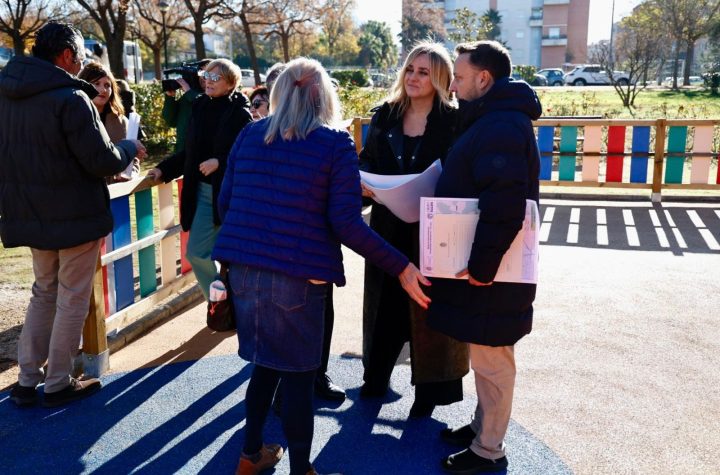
[0,354,572,474]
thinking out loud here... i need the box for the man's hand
[398,263,432,309]
[455,268,493,286]
[146,168,163,182]
[199,158,219,176]
[130,140,147,160]
[176,78,191,93]
[165,89,176,97]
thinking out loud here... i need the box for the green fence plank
[665,126,687,184]
[558,126,577,181]
[135,189,157,297]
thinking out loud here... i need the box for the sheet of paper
[360,159,442,223]
[420,198,539,284]
[119,112,141,180]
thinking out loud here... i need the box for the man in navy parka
[427,41,542,474]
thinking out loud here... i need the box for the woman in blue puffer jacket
[212,57,430,475]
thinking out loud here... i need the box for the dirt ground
[0,285,27,388]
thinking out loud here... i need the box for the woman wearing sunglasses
[248,86,269,120]
[148,59,252,301]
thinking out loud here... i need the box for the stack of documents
[419,198,539,284]
[359,159,442,223]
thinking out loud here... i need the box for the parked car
[664,75,703,86]
[0,47,14,69]
[564,65,631,86]
[240,69,266,88]
[537,68,565,86]
[511,72,548,87]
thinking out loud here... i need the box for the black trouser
[244,364,316,475]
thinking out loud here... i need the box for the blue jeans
[230,264,328,371]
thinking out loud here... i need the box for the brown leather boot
[235,443,283,475]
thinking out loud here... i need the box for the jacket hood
[458,77,542,130]
[0,55,98,100]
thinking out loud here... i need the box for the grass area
[0,244,33,288]
[536,88,720,119]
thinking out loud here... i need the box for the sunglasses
[251,99,267,109]
[199,70,222,82]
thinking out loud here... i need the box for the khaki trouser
[468,344,516,460]
[17,239,102,393]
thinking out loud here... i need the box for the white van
[84,39,143,83]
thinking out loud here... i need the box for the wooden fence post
[82,253,109,377]
[651,119,667,202]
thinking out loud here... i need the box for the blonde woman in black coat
[359,42,469,418]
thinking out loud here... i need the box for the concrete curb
[108,285,204,354]
[540,191,720,202]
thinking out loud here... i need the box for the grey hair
[264,57,341,144]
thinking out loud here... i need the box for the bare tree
[0,0,65,54]
[401,0,445,55]
[74,0,131,79]
[130,0,188,79]
[257,0,318,62]
[236,0,265,85]
[177,0,232,58]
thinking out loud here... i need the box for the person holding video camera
[162,58,211,152]
[148,59,252,301]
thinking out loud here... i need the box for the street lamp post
[158,0,170,72]
[608,0,616,69]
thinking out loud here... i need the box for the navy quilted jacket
[212,119,409,286]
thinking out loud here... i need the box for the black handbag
[206,264,236,332]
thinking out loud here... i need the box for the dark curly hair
[32,21,83,63]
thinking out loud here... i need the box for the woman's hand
[360,182,375,199]
[146,167,163,182]
[398,263,432,309]
[199,158,219,176]
[455,268,493,286]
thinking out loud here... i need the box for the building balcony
[529,18,543,27]
[542,36,568,46]
[544,0,570,4]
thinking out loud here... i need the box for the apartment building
[409,0,590,68]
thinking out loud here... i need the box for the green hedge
[131,82,175,157]
[330,70,371,87]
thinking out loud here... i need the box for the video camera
[162,61,204,92]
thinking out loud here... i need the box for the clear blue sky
[354,0,646,45]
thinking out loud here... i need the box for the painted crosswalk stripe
[649,209,661,227]
[543,207,555,222]
[540,206,554,243]
[699,230,720,250]
[623,209,635,226]
[626,226,640,246]
[567,223,579,243]
[597,209,607,225]
[671,228,688,248]
[597,225,608,245]
[654,228,670,247]
[570,208,580,223]
[686,210,705,228]
[715,210,720,220]
[664,210,676,227]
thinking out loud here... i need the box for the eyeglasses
[199,70,222,82]
[251,99,267,109]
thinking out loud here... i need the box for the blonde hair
[78,61,125,117]
[206,58,241,90]
[264,57,341,144]
[386,41,454,115]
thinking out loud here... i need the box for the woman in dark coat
[359,42,469,418]
[148,59,252,300]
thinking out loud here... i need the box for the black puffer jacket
[156,91,252,231]
[428,77,542,347]
[0,56,136,250]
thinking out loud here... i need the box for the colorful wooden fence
[351,117,720,201]
[82,176,195,376]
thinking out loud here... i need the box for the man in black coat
[427,41,541,474]
[0,22,145,408]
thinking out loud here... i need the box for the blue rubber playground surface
[0,354,571,474]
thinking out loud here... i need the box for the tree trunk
[154,48,162,80]
[281,34,290,62]
[240,11,261,86]
[194,20,206,59]
[683,42,694,86]
[12,33,25,56]
[107,33,126,81]
[672,42,681,90]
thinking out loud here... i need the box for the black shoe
[9,384,38,407]
[314,374,346,401]
[42,377,102,408]
[441,449,508,474]
[441,424,477,447]
[359,382,387,399]
[409,400,436,418]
